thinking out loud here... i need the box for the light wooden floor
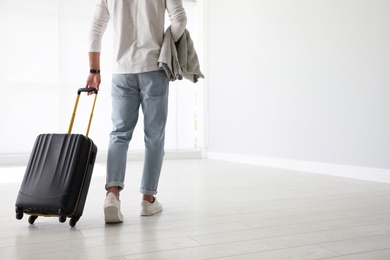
[1,159,390,260]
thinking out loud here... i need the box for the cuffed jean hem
[140,188,158,196]
[105,182,125,191]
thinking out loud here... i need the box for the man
[86,0,187,223]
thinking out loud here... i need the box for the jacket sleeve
[88,0,110,52]
[166,0,187,42]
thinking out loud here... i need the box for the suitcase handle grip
[77,88,98,95]
[68,88,98,137]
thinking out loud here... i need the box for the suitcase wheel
[15,208,24,220]
[58,209,67,223]
[28,215,38,225]
[59,214,67,223]
[69,217,80,227]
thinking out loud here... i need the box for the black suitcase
[15,88,98,227]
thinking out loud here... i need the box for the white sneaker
[104,193,124,223]
[140,198,163,216]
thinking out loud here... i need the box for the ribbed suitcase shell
[15,133,97,226]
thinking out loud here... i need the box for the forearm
[89,52,101,70]
[167,0,187,42]
[86,52,101,91]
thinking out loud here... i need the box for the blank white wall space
[0,1,59,154]
[207,0,390,169]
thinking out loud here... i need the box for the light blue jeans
[106,70,169,195]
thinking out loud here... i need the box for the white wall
[206,1,390,173]
[0,1,59,154]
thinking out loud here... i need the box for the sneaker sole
[140,207,163,216]
[104,205,123,223]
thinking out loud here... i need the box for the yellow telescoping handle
[68,88,98,137]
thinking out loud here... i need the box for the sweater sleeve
[88,0,110,52]
[166,0,187,42]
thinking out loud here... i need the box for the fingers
[86,74,101,95]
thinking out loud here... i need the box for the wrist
[90,69,100,74]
